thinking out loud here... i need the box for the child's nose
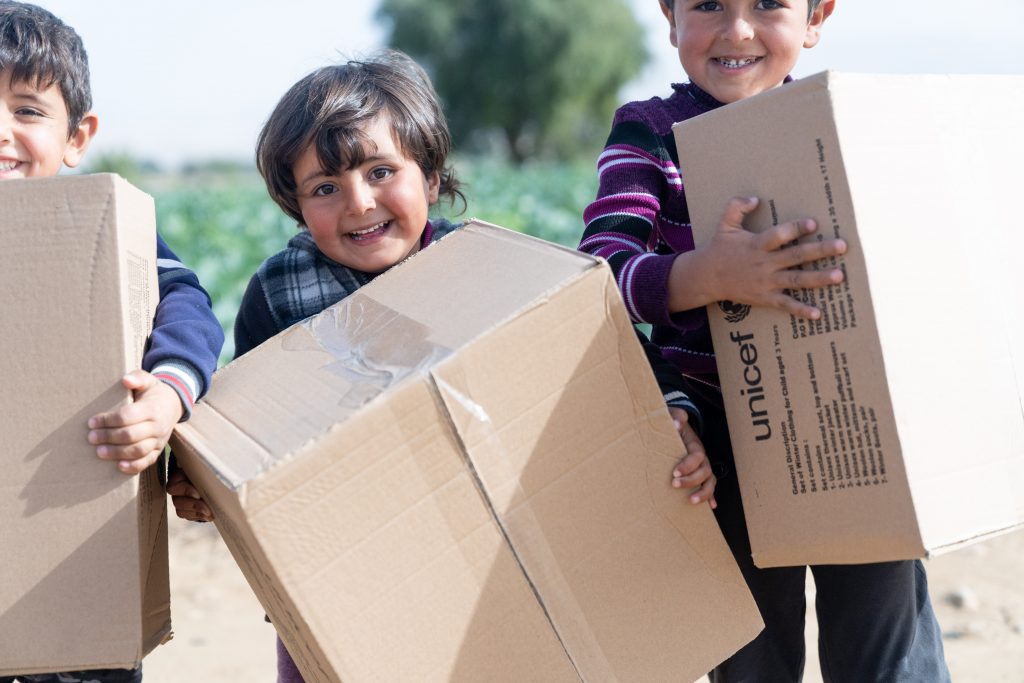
[0,114,12,144]
[343,182,375,214]
[721,12,756,42]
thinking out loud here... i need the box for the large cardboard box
[673,72,1024,567]
[1,175,170,674]
[171,221,762,682]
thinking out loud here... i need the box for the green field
[150,159,598,361]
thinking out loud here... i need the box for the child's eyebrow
[9,89,48,104]
[297,168,328,187]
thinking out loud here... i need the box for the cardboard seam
[424,372,585,683]
[85,184,115,355]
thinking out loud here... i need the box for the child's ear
[427,170,440,204]
[804,0,836,48]
[660,1,679,48]
[62,112,99,169]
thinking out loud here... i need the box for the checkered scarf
[256,220,460,331]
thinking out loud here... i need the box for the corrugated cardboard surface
[674,72,1024,567]
[0,175,169,674]
[173,221,762,682]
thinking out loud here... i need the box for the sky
[31,0,1024,168]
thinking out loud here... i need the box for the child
[166,48,464,683]
[167,48,714,682]
[0,3,223,682]
[579,1,951,681]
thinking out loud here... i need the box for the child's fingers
[88,402,150,431]
[688,474,717,506]
[121,369,158,393]
[773,264,845,293]
[760,218,818,251]
[768,292,824,320]
[166,475,202,500]
[718,196,760,230]
[172,496,214,522]
[88,419,160,448]
[775,236,847,269]
[116,448,164,475]
[94,436,162,462]
[672,454,712,489]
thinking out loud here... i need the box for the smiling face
[0,72,95,179]
[293,115,440,273]
[662,0,833,104]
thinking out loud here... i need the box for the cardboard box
[171,221,762,682]
[0,175,170,674]
[673,72,1024,567]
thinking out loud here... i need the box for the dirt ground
[144,507,1024,682]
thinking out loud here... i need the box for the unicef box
[673,72,1024,567]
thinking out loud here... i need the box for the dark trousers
[694,389,951,683]
[0,666,141,683]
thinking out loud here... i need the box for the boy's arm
[579,116,703,333]
[88,234,224,474]
[145,233,225,415]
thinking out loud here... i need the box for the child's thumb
[121,369,155,392]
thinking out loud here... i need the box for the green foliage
[377,0,646,164]
[455,156,595,246]
[84,152,161,184]
[152,160,597,364]
[153,174,297,360]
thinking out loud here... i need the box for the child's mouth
[716,57,761,69]
[0,160,24,174]
[348,220,390,241]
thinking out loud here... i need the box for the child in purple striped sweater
[580,1,951,681]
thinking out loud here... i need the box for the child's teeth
[0,161,18,171]
[352,221,386,236]
[720,57,757,67]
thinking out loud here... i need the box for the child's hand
[679,196,847,319]
[166,467,215,522]
[668,407,717,508]
[87,370,183,475]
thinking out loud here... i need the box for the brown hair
[256,49,462,224]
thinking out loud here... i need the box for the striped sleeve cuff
[151,359,202,422]
[664,390,703,436]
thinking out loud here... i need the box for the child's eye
[15,107,44,118]
[312,183,337,197]
[369,167,394,181]
[755,0,784,9]
[693,1,722,11]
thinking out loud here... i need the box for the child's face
[661,0,833,104]
[293,116,440,274]
[0,72,95,179]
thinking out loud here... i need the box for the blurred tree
[377,0,647,164]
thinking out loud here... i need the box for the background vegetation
[98,158,598,362]
[377,0,645,163]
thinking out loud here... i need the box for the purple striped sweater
[581,81,726,395]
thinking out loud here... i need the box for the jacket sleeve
[634,327,702,434]
[144,233,225,420]
[580,115,683,328]
[233,272,282,360]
